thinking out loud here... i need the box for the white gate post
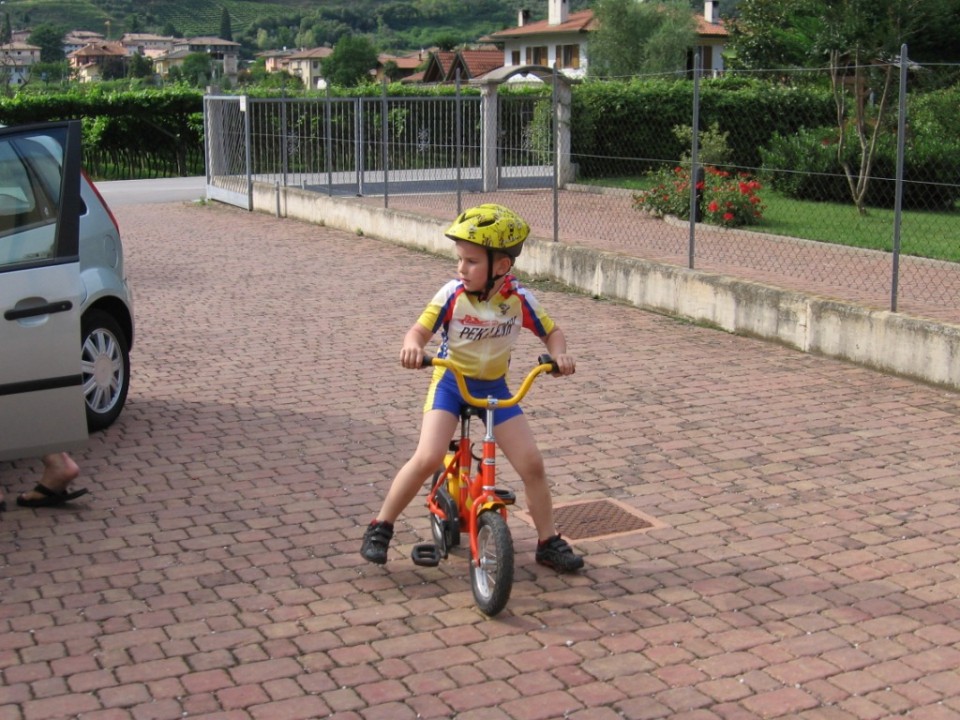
[479,83,499,192]
[555,79,573,186]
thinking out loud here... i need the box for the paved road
[2,200,960,719]
[97,177,206,206]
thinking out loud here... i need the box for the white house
[484,0,728,79]
[0,41,40,85]
[286,47,333,90]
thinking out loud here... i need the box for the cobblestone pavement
[2,200,960,720]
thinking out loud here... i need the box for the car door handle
[4,300,73,321]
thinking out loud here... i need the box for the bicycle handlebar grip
[537,353,559,373]
[421,354,434,368]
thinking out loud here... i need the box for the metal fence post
[382,76,389,208]
[244,96,253,211]
[688,49,702,270]
[356,98,363,195]
[325,82,333,196]
[553,64,559,244]
[891,43,908,312]
[455,69,463,215]
[280,91,289,188]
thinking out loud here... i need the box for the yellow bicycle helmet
[444,204,530,259]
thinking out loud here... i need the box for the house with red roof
[484,0,728,79]
[412,48,504,84]
[68,41,128,82]
[375,51,426,82]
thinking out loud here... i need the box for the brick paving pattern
[2,200,960,719]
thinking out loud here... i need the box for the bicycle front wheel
[471,511,514,616]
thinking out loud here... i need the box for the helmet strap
[479,249,511,302]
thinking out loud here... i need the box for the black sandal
[16,484,89,508]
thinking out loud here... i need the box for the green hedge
[0,87,205,179]
[569,76,836,178]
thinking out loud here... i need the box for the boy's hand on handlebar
[553,353,576,376]
[399,345,424,369]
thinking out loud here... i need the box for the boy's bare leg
[362,410,458,564]
[496,414,584,571]
[494,415,556,540]
[377,410,458,523]
[376,410,458,523]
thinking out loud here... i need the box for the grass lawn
[580,177,960,263]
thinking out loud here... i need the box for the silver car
[0,120,134,462]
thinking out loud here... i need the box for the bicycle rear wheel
[471,511,514,616]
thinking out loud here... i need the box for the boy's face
[455,240,491,293]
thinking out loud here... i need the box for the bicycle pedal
[494,488,516,505]
[411,543,442,567]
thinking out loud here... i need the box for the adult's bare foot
[17,453,81,504]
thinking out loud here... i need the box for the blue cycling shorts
[423,368,523,426]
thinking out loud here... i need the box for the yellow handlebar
[425,354,557,409]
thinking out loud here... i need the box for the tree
[220,7,233,42]
[28,23,66,64]
[725,0,820,69]
[1,13,11,44]
[30,60,71,84]
[128,53,154,79]
[180,52,213,87]
[321,35,379,86]
[588,0,697,78]
[727,0,953,214]
[810,0,942,214]
[125,14,144,34]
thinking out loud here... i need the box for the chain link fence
[206,52,960,324]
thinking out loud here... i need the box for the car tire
[81,309,130,432]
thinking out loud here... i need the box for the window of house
[511,50,521,66]
[525,46,548,66]
[559,44,579,69]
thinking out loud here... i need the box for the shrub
[633,165,766,228]
[761,125,960,211]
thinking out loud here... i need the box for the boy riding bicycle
[360,204,584,573]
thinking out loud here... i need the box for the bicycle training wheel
[470,511,514,616]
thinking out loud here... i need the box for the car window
[0,134,63,269]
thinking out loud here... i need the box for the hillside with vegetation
[4,0,593,55]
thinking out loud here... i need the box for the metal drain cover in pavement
[550,499,661,541]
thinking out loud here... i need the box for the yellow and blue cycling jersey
[417,275,555,422]
[416,275,555,381]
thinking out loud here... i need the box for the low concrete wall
[253,182,960,390]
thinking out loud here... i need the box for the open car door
[0,121,87,462]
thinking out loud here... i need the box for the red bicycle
[411,354,558,616]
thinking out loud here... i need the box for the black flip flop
[16,484,89,508]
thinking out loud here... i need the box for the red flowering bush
[633,165,766,228]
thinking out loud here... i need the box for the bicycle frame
[424,355,557,563]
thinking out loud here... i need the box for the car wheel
[81,309,130,432]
